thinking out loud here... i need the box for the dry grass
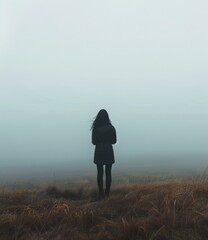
[0,181,208,240]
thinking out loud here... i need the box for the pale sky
[0,0,208,168]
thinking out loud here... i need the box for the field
[0,170,208,240]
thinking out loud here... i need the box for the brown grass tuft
[0,181,208,239]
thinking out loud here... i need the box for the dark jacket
[92,125,117,164]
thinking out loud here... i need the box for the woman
[91,109,117,198]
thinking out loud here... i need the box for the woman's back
[92,125,116,145]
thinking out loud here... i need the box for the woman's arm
[92,129,97,145]
[111,127,117,144]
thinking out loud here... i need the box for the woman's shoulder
[108,125,116,133]
[110,125,116,130]
[106,124,116,130]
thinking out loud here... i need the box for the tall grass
[0,181,208,240]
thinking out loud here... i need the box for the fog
[0,0,208,179]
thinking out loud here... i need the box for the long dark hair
[91,109,112,130]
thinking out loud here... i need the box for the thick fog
[0,0,208,176]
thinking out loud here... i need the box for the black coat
[92,125,117,165]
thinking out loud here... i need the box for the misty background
[0,0,208,181]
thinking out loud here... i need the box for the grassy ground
[0,179,208,240]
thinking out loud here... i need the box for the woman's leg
[96,164,104,197]
[105,164,112,197]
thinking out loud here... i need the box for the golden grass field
[0,177,208,240]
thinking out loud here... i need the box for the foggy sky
[0,0,208,168]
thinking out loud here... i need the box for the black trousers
[96,164,112,196]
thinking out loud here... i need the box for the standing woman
[91,109,117,198]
